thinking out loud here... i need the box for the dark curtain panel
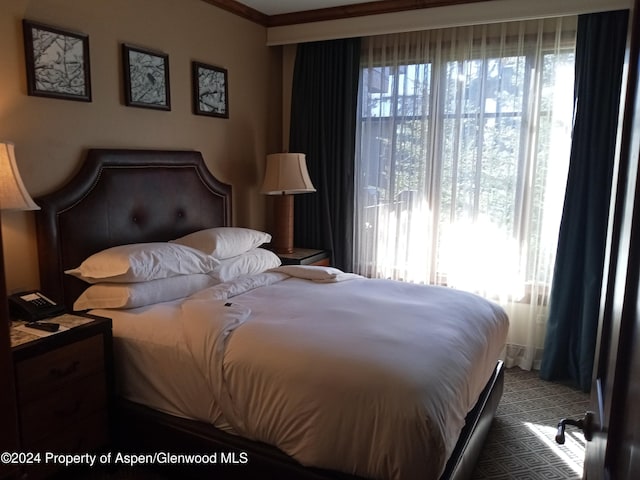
[289,38,361,271]
[540,10,629,391]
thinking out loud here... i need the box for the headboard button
[131,211,147,225]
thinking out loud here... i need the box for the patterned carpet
[66,367,590,479]
[472,367,590,480]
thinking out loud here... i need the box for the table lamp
[0,142,40,324]
[261,153,315,254]
[0,142,40,211]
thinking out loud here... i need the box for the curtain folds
[289,38,361,271]
[540,10,629,392]
[354,18,578,370]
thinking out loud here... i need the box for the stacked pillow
[67,228,281,311]
[171,227,281,283]
[170,226,271,259]
[66,242,220,284]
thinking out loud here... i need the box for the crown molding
[266,0,631,45]
[202,0,492,27]
[266,0,491,26]
[200,0,269,25]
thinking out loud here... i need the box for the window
[354,19,577,369]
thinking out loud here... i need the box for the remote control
[26,322,60,332]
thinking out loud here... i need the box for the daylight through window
[354,18,577,369]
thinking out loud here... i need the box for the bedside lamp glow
[0,142,39,211]
[261,153,315,254]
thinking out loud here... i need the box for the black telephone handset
[8,290,65,321]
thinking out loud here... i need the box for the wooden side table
[276,248,330,266]
[11,314,112,479]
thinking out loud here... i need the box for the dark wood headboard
[35,149,232,310]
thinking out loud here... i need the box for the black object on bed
[35,148,503,480]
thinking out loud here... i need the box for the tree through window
[354,18,577,369]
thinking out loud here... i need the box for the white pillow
[211,248,281,283]
[73,274,215,310]
[171,227,271,259]
[65,242,219,284]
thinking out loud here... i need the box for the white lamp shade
[261,153,316,195]
[0,142,39,211]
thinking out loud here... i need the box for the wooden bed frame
[35,148,503,480]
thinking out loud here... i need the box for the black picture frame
[22,20,91,102]
[192,61,229,118]
[122,44,170,110]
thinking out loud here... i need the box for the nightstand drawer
[23,410,108,480]
[16,334,104,403]
[310,257,330,266]
[20,371,107,446]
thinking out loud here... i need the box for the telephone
[8,290,65,321]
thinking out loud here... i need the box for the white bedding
[96,268,508,480]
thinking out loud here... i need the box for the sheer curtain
[354,17,577,370]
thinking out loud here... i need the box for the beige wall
[0,0,281,294]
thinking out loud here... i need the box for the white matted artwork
[22,19,92,102]
[192,61,229,118]
[122,43,171,111]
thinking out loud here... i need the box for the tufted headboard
[35,149,232,311]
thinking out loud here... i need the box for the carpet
[471,367,590,480]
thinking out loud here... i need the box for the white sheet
[96,270,508,480]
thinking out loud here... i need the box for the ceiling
[236,0,376,16]
[202,0,495,27]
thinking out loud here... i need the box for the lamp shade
[261,153,316,195]
[0,142,39,211]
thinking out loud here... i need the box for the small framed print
[122,44,170,110]
[192,61,229,118]
[23,20,91,102]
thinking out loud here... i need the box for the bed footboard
[441,360,504,480]
[114,361,504,480]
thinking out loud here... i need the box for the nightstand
[277,248,331,266]
[11,314,112,480]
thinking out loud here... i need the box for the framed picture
[192,61,229,118]
[22,20,91,102]
[122,44,170,110]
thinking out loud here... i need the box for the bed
[35,148,508,480]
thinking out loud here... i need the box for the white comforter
[103,268,508,480]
